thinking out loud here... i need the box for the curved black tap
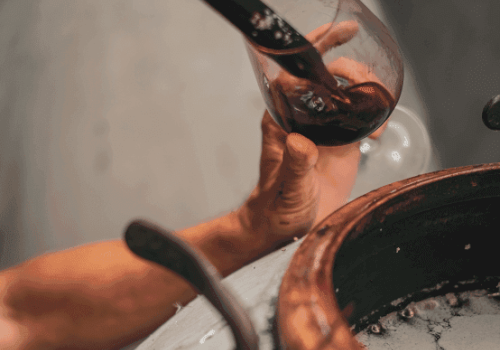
[124,220,259,350]
[483,95,500,130]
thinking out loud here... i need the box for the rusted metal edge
[276,162,500,350]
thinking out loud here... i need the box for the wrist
[179,209,267,277]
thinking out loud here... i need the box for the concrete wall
[0,0,442,269]
[379,0,500,168]
[0,0,263,268]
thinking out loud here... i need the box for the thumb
[276,133,319,209]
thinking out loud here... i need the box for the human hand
[237,110,360,252]
[261,20,391,142]
[238,22,392,251]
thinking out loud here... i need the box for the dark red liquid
[266,80,395,146]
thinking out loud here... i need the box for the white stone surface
[133,238,303,350]
[357,290,500,350]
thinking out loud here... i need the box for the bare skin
[260,21,390,141]
[0,21,386,350]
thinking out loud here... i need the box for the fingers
[326,57,382,85]
[306,21,359,56]
[258,20,359,73]
[313,142,360,226]
[258,111,288,189]
[315,142,360,178]
[261,111,287,145]
[305,23,334,45]
[261,20,359,95]
[276,133,319,209]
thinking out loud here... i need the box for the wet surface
[356,288,500,349]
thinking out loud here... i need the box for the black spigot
[482,95,500,130]
[124,220,259,350]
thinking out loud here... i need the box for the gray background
[379,0,500,168]
[0,0,499,271]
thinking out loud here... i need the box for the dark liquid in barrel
[268,80,395,146]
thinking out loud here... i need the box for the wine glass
[245,0,404,147]
[349,105,433,199]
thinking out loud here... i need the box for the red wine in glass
[265,78,396,146]
[242,0,404,147]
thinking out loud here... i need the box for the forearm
[0,210,267,350]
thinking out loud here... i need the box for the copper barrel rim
[276,162,500,350]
